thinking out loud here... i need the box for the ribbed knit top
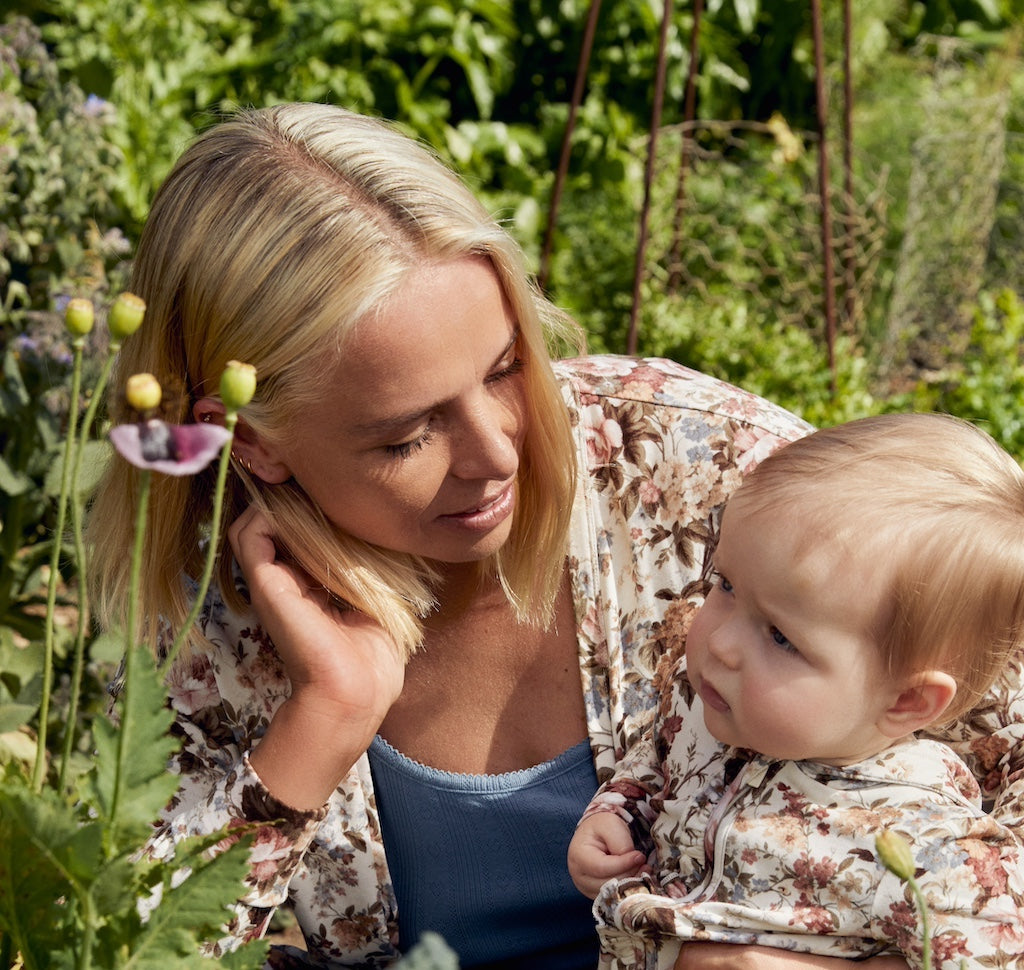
[368,735,600,969]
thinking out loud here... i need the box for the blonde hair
[88,103,585,660]
[730,412,1024,723]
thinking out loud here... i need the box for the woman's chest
[378,577,586,774]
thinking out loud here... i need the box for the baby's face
[684,502,901,767]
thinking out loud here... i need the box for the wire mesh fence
[634,83,1022,392]
[640,118,889,341]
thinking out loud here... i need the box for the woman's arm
[147,505,405,948]
[229,504,404,810]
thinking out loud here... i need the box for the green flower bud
[875,830,916,882]
[220,360,257,411]
[109,292,146,341]
[65,298,95,337]
[125,373,162,413]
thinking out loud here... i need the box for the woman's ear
[192,397,293,484]
[877,671,957,738]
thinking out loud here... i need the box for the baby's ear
[878,671,957,738]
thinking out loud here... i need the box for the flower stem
[76,890,96,970]
[158,412,237,677]
[908,877,932,970]
[107,468,151,833]
[58,350,117,792]
[33,337,85,792]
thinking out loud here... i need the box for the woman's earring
[231,452,255,475]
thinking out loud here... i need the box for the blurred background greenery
[1,0,1023,768]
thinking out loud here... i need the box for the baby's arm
[568,811,649,899]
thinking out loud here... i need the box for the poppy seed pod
[125,373,162,413]
[220,360,257,411]
[109,292,147,341]
[65,298,95,337]
[874,830,916,882]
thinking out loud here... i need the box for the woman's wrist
[249,691,384,810]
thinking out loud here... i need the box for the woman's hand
[229,505,405,810]
[672,945,908,970]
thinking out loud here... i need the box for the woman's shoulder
[553,354,812,441]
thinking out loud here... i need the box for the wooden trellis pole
[842,0,856,328]
[811,0,837,392]
[539,0,603,292]
[667,0,704,294]
[627,0,674,355]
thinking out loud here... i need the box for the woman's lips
[699,676,731,713]
[438,483,515,532]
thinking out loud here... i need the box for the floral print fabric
[586,598,1024,969]
[146,356,1023,967]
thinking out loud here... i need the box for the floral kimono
[143,356,1024,967]
[587,644,1024,970]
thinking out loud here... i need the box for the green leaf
[0,730,36,768]
[89,628,128,665]
[0,635,45,687]
[0,704,38,733]
[0,453,32,497]
[124,831,268,970]
[394,931,460,969]
[729,0,760,35]
[0,351,29,412]
[44,439,114,498]
[0,780,105,966]
[88,645,180,851]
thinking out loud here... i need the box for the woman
[88,103,1024,969]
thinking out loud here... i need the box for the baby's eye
[717,573,733,594]
[770,627,798,655]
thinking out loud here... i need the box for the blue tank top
[368,735,600,970]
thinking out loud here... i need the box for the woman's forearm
[248,689,380,810]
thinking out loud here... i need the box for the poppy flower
[110,420,231,476]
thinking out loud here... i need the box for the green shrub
[0,16,131,752]
[638,293,884,428]
[910,288,1024,460]
[0,16,129,320]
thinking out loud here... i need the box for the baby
[568,412,1024,970]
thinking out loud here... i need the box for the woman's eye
[486,355,525,384]
[384,429,433,459]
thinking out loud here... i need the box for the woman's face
[262,257,529,564]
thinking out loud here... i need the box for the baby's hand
[567,812,649,898]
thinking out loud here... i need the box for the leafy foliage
[910,289,1024,456]
[0,16,129,317]
[0,647,270,970]
[640,295,884,428]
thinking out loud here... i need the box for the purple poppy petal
[110,421,232,476]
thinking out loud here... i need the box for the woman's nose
[449,398,521,481]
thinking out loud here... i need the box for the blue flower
[110,420,231,476]
[82,94,112,118]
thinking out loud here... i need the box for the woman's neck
[429,560,502,618]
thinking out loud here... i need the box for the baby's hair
[730,412,1024,723]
